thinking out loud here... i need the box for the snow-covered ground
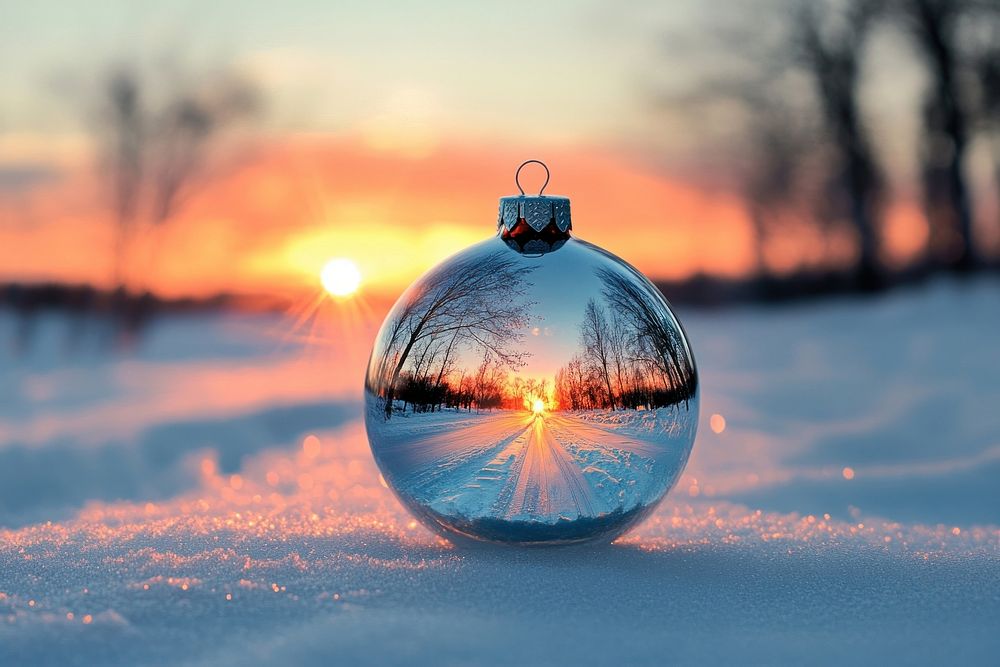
[1,279,999,665]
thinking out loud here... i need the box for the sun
[531,399,545,415]
[320,258,362,297]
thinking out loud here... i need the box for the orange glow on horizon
[0,137,757,299]
[0,135,942,301]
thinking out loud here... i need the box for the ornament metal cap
[498,160,572,233]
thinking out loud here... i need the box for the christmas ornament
[365,160,698,545]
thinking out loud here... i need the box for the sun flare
[531,399,545,415]
[320,258,362,297]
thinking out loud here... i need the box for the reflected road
[379,410,668,521]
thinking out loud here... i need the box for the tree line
[366,251,535,418]
[371,258,699,416]
[393,354,552,415]
[660,0,1000,288]
[553,267,697,412]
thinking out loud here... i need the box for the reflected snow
[369,408,694,544]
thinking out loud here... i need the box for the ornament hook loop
[515,159,550,196]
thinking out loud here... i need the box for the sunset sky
[0,0,982,300]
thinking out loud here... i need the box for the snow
[366,406,692,542]
[1,278,999,665]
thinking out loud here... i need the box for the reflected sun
[321,258,362,297]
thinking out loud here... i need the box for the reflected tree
[580,300,618,410]
[369,252,535,418]
[597,266,696,405]
[554,267,697,412]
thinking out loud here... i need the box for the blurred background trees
[899,0,979,271]
[3,0,999,321]
[658,0,1000,293]
[90,62,259,293]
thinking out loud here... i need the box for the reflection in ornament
[364,161,699,545]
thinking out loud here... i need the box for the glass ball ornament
[365,160,699,545]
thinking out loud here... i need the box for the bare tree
[92,62,258,291]
[552,269,698,413]
[430,326,464,412]
[742,103,814,276]
[597,266,697,407]
[579,299,618,410]
[607,310,631,404]
[794,0,885,287]
[655,0,885,287]
[895,0,978,270]
[102,72,144,288]
[971,13,1000,235]
[371,252,535,418]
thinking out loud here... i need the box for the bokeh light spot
[710,413,726,433]
[302,434,321,458]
